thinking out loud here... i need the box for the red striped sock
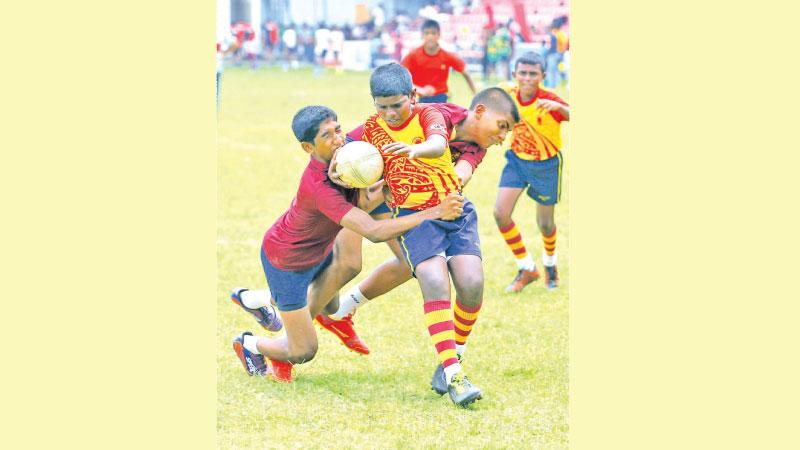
[453,299,481,348]
[499,221,528,260]
[542,227,557,264]
[423,300,460,372]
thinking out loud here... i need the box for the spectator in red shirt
[401,19,476,103]
[230,105,464,383]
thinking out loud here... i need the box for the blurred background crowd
[217,0,569,87]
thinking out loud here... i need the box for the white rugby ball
[335,141,384,188]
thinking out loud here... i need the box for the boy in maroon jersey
[231,105,464,383]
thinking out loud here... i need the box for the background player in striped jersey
[495,52,570,292]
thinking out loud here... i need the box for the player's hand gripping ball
[333,141,384,188]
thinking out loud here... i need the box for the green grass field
[217,65,570,449]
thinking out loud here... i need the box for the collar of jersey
[383,108,418,131]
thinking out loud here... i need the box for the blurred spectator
[487,24,512,80]
[216,31,239,110]
[261,19,279,64]
[282,24,298,70]
[231,21,255,66]
[314,23,331,74]
[544,16,568,88]
[298,24,315,64]
[330,25,345,68]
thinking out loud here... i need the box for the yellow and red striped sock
[423,300,460,374]
[499,221,528,259]
[454,299,481,351]
[542,227,557,266]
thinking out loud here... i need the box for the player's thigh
[494,187,525,219]
[333,226,364,275]
[414,256,451,300]
[280,306,319,361]
[448,254,484,303]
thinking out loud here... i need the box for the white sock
[455,344,466,358]
[444,362,462,384]
[331,286,370,320]
[542,250,558,267]
[240,289,269,309]
[515,255,536,271]
[242,334,261,354]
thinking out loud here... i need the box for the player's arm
[451,54,476,94]
[382,134,446,159]
[454,159,475,187]
[460,70,477,95]
[356,180,386,211]
[340,193,464,243]
[536,99,570,121]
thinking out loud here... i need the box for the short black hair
[291,105,337,144]
[421,19,440,33]
[470,87,520,124]
[370,62,413,98]
[514,51,546,72]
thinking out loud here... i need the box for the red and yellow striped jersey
[359,106,462,210]
[505,86,568,161]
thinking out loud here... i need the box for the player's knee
[458,280,484,307]
[493,207,511,226]
[537,219,555,236]
[290,344,318,364]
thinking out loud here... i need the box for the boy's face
[422,28,440,48]
[470,104,514,149]
[304,118,344,163]
[373,94,414,127]
[513,63,545,96]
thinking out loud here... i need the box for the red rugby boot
[314,313,370,355]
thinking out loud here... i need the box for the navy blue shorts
[260,248,334,312]
[498,150,563,205]
[419,93,448,103]
[370,202,392,216]
[395,199,481,275]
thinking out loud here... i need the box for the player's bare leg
[415,256,482,407]
[312,227,370,354]
[536,203,559,289]
[232,305,317,382]
[494,187,540,292]
[332,238,412,319]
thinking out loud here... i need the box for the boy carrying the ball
[231,105,464,383]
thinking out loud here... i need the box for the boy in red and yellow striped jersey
[495,52,570,292]
[339,63,488,407]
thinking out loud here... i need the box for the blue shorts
[419,93,448,103]
[260,248,334,312]
[395,199,481,275]
[498,150,563,205]
[370,202,392,216]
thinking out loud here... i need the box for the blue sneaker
[232,332,267,376]
[231,288,283,332]
[447,371,482,408]
[544,266,559,290]
[430,363,447,395]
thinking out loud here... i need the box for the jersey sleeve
[540,90,569,123]
[418,106,449,140]
[450,141,486,171]
[345,124,366,143]
[314,180,357,224]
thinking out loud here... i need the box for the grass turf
[217,65,569,449]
